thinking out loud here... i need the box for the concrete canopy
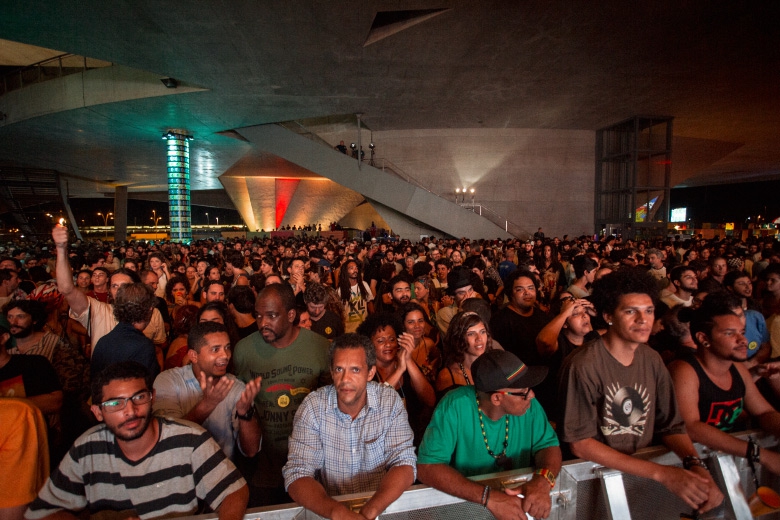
[0,1,778,235]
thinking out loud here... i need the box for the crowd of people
[3,223,780,519]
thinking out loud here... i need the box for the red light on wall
[275,179,300,228]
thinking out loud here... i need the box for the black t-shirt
[310,310,345,340]
[0,354,61,398]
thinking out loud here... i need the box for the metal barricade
[187,431,780,520]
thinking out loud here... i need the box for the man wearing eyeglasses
[26,361,248,520]
[417,350,561,520]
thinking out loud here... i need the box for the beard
[110,410,153,442]
[10,324,34,339]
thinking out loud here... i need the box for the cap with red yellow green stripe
[472,350,548,393]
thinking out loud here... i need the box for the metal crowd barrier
[188,431,780,520]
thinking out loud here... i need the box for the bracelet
[534,467,556,488]
[235,405,255,421]
[747,438,761,465]
[481,485,490,508]
[682,455,708,471]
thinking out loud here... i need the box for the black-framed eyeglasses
[495,389,531,400]
[100,391,153,413]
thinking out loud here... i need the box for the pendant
[495,454,512,471]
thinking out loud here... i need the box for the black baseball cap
[472,350,548,393]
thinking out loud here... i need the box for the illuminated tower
[162,129,193,243]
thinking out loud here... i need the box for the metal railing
[278,120,524,237]
[1,53,112,96]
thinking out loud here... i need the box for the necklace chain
[459,363,471,385]
[475,388,509,461]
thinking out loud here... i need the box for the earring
[608,321,613,326]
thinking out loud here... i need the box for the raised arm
[52,225,88,315]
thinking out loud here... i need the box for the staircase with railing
[277,120,525,237]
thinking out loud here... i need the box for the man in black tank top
[669,292,780,475]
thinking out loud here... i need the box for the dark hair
[389,274,411,292]
[682,291,742,343]
[225,250,244,269]
[669,265,695,284]
[443,311,493,365]
[227,285,255,314]
[113,283,156,324]
[111,268,141,284]
[572,255,599,279]
[723,270,750,289]
[505,269,540,291]
[92,266,110,278]
[165,274,190,303]
[304,282,328,305]
[203,279,225,296]
[3,299,47,331]
[589,267,658,316]
[399,301,428,325]
[356,312,403,339]
[172,304,199,337]
[461,297,493,325]
[91,361,153,404]
[188,321,229,353]
[0,269,16,284]
[328,332,376,369]
[338,259,368,304]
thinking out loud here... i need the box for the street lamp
[216,216,219,227]
[151,209,162,240]
[470,188,475,207]
[455,188,461,204]
[97,212,113,240]
[205,212,209,227]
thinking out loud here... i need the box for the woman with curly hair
[435,310,493,398]
[399,302,440,384]
[165,274,198,316]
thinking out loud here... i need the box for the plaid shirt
[283,381,417,496]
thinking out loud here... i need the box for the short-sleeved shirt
[418,385,559,476]
[310,310,344,340]
[558,338,686,455]
[233,327,331,488]
[283,382,416,495]
[153,365,250,460]
[25,418,245,520]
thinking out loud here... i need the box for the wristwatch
[236,406,256,421]
[534,468,556,488]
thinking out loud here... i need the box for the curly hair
[113,283,156,324]
[589,267,658,317]
[356,312,403,339]
[3,299,47,331]
[165,274,190,304]
[443,311,493,366]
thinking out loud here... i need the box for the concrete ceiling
[0,0,778,200]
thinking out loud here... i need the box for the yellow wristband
[534,468,556,488]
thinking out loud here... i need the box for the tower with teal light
[163,129,193,243]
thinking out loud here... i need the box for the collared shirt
[283,381,416,496]
[153,365,252,460]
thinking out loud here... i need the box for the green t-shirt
[417,385,559,477]
[233,327,331,487]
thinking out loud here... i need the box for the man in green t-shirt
[417,350,561,520]
[233,284,330,507]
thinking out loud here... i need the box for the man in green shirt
[417,350,561,520]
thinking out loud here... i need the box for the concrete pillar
[163,129,193,243]
[113,185,128,242]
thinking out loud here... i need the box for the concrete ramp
[237,124,511,239]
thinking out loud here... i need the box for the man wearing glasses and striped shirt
[26,361,248,520]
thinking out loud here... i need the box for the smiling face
[465,322,488,358]
[371,325,398,364]
[189,331,231,378]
